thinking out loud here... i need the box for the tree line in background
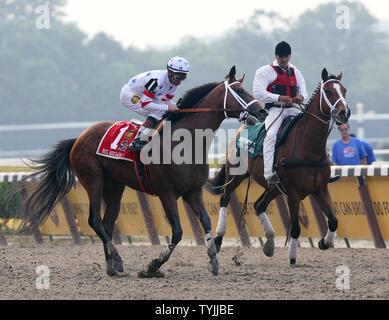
[1,0,388,126]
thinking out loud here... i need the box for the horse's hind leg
[74,163,122,276]
[311,187,338,250]
[183,189,219,276]
[215,170,248,253]
[145,193,182,275]
[102,174,125,275]
[254,189,280,257]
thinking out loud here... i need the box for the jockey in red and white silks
[120,56,189,151]
[253,41,308,188]
[120,70,177,120]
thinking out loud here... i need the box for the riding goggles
[172,72,187,81]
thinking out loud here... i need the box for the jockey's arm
[141,100,169,113]
[253,66,280,103]
[162,94,179,111]
[294,68,308,104]
[293,94,304,104]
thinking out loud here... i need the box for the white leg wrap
[324,230,336,247]
[288,238,299,260]
[258,212,275,239]
[216,207,227,237]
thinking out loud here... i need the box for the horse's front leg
[183,189,218,276]
[286,193,302,265]
[254,189,280,257]
[311,187,338,250]
[143,193,182,276]
[215,169,248,253]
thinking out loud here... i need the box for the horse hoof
[214,236,223,253]
[208,255,219,276]
[318,238,330,250]
[113,257,124,273]
[147,258,161,274]
[262,238,275,257]
[106,262,119,276]
[106,257,124,276]
[290,258,296,265]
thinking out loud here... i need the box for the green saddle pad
[236,114,302,158]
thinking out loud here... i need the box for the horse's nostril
[339,110,346,119]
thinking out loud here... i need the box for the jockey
[253,41,308,189]
[120,56,189,151]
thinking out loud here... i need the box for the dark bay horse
[206,69,350,264]
[16,66,267,276]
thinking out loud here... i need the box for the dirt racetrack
[0,237,388,300]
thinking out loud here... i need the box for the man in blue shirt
[332,124,367,165]
[350,134,376,164]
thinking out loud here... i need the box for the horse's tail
[16,138,77,232]
[204,164,226,195]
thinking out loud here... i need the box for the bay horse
[206,68,350,264]
[15,66,267,276]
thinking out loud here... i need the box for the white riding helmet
[167,56,189,73]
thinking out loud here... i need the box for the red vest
[266,64,297,97]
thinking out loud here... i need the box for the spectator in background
[350,133,376,164]
[332,123,368,165]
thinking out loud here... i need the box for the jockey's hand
[278,95,293,106]
[293,94,304,104]
[168,104,179,112]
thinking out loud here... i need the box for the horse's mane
[165,82,221,123]
[304,83,321,110]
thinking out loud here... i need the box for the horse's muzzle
[334,108,350,125]
[247,105,268,123]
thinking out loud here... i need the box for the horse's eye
[236,88,244,94]
[325,90,332,95]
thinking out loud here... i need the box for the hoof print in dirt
[137,270,165,278]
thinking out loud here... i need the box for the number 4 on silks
[111,126,129,150]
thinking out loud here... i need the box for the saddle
[96,119,161,195]
[236,113,303,159]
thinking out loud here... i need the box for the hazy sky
[62,0,388,49]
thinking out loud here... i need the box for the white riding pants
[263,105,302,179]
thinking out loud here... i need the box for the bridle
[173,80,261,122]
[319,79,348,118]
[294,79,348,125]
[223,80,258,119]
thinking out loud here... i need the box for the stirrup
[266,173,280,190]
[266,172,280,184]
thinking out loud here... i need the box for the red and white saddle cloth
[96,120,155,195]
[96,121,140,162]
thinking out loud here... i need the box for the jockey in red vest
[120,56,189,151]
[253,41,308,190]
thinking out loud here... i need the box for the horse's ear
[238,74,245,83]
[337,71,343,80]
[226,66,236,82]
[321,68,329,82]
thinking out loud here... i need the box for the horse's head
[221,66,268,123]
[320,68,350,125]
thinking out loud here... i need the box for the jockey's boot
[129,117,157,151]
[265,172,280,192]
